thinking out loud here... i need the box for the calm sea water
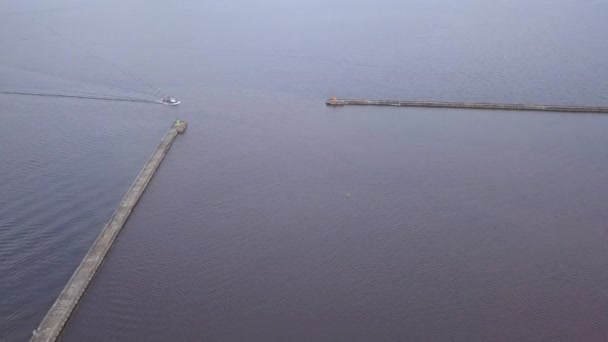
[2,0,608,341]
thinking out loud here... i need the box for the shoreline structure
[30,120,187,342]
[326,97,608,113]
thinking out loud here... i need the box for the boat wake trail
[0,91,162,105]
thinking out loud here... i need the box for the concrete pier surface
[326,98,608,113]
[30,120,187,342]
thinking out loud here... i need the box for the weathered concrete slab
[30,120,187,342]
[326,98,608,113]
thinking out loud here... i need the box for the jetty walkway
[30,120,187,342]
[326,98,608,113]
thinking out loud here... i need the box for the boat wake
[0,90,161,105]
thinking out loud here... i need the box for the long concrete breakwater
[326,98,608,113]
[31,120,187,342]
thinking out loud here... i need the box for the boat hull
[160,100,180,106]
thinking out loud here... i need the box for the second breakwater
[326,98,608,113]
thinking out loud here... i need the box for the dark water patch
[0,97,170,341]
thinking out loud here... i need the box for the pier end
[326,96,345,106]
[175,120,187,133]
